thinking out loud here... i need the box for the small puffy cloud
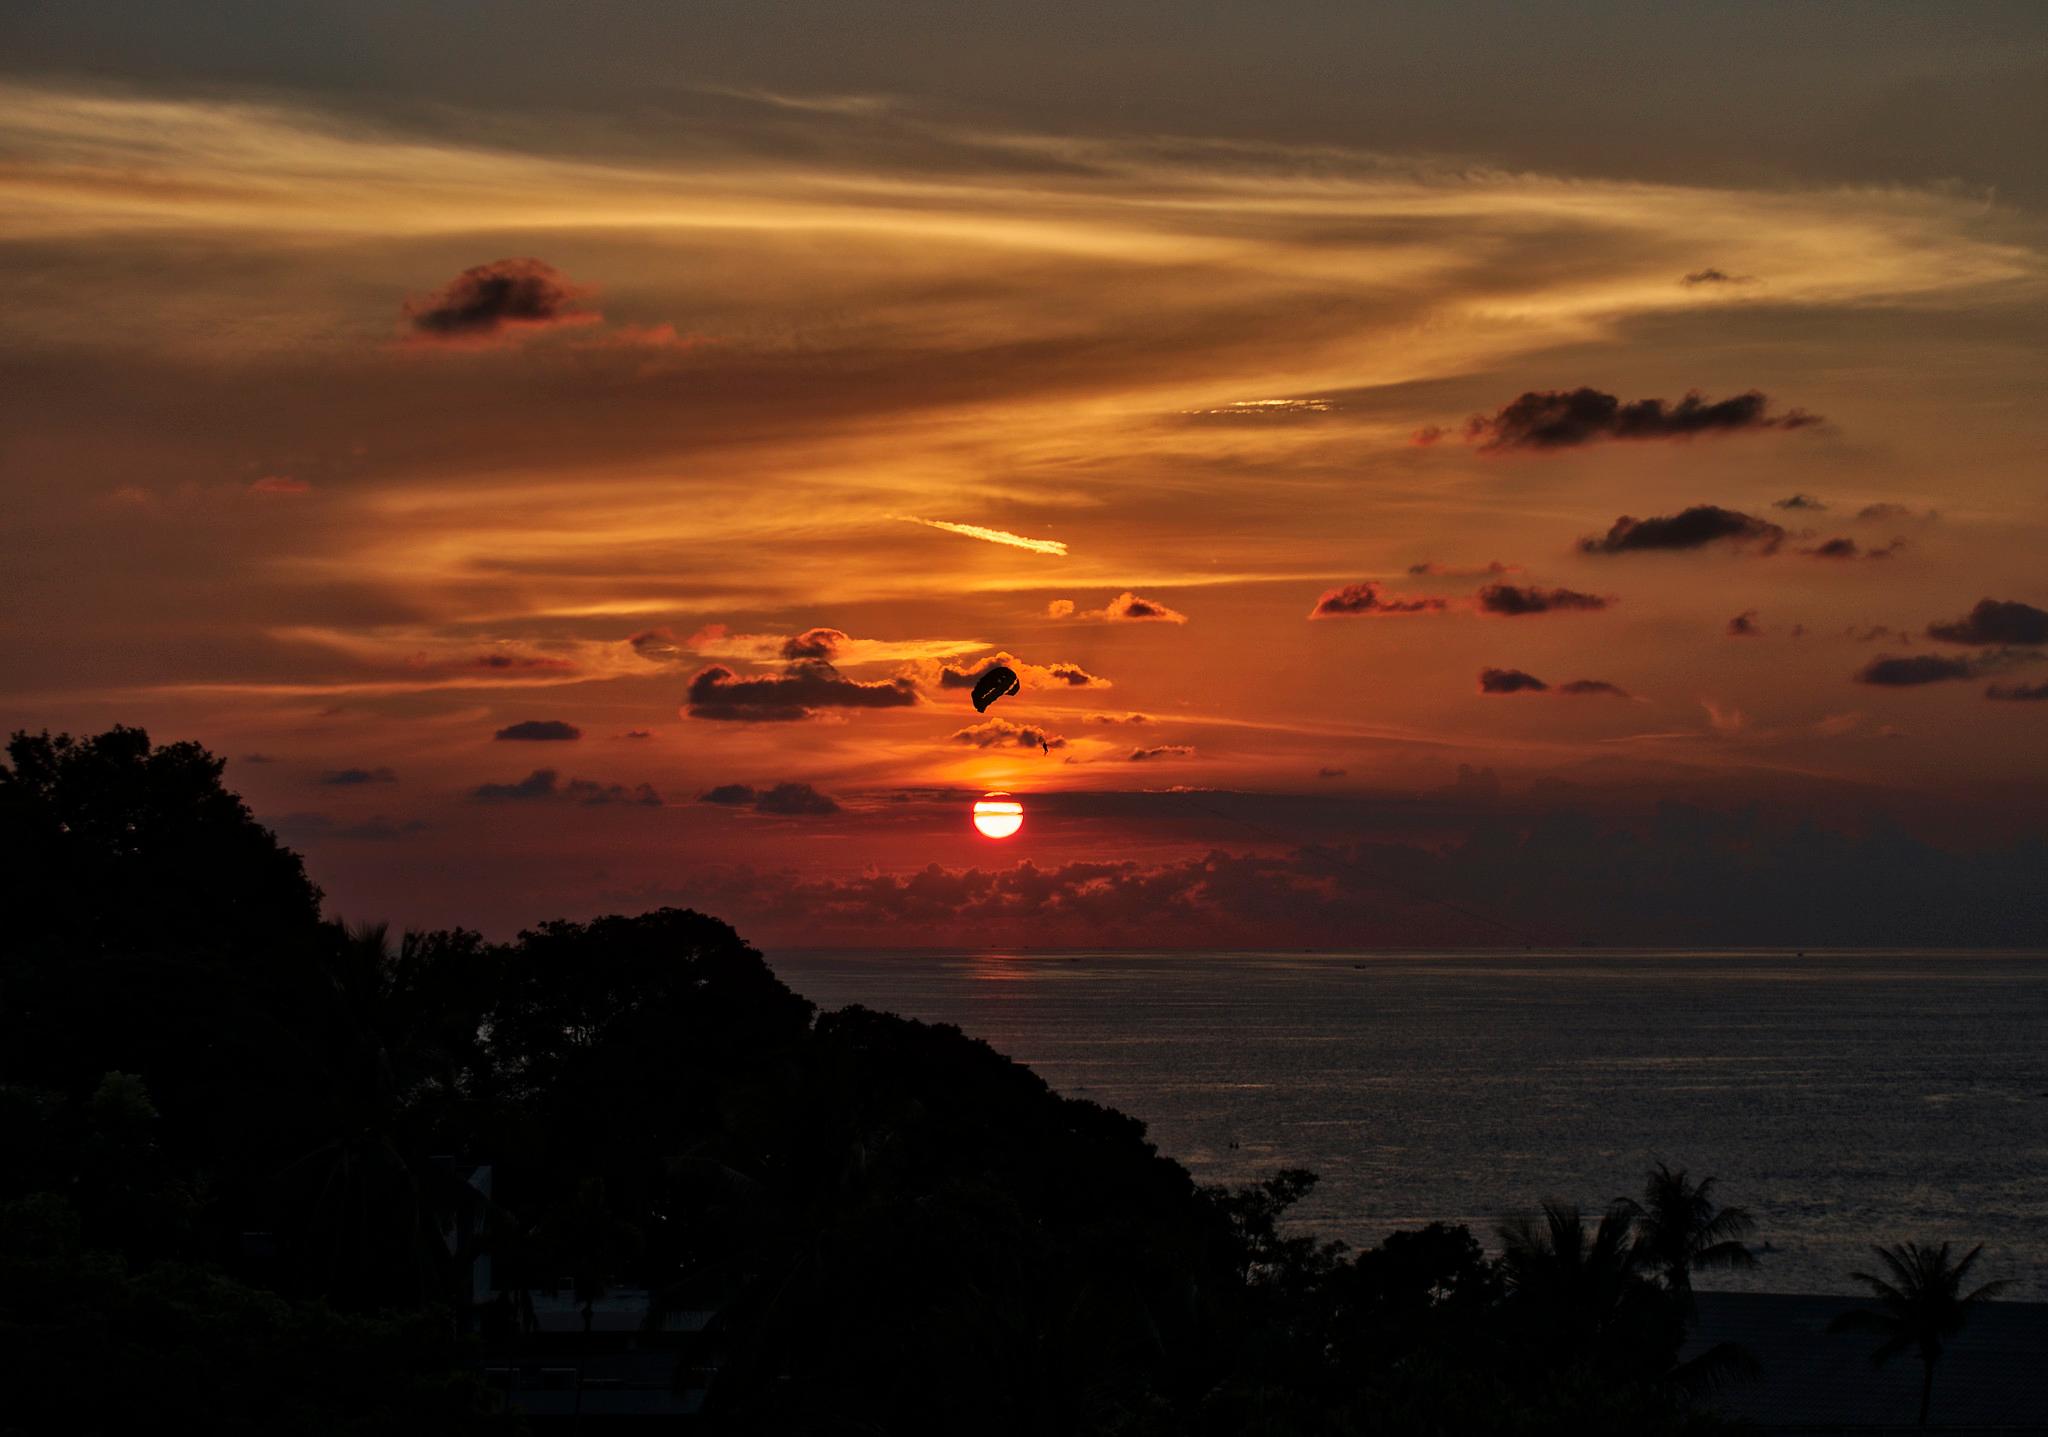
[1558,679,1630,697]
[1461,388,1818,451]
[1681,268,1753,286]
[1316,766,1348,778]
[1047,592,1187,623]
[1854,654,1975,687]
[239,753,276,764]
[1856,502,1934,523]
[1476,583,1612,616]
[1086,712,1154,726]
[1040,660,1107,686]
[249,475,310,496]
[403,258,598,344]
[1129,745,1195,761]
[1309,582,1448,619]
[1104,592,1184,622]
[1478,667,1547,694]
[932,651,1109,692]
[1986,680,2048,701]
[1728,610,1763,638]
[1927,599,2048,647]
[1578,505,1785,555]
[686,660,919,721]
[951,718,1067,751]
[618,729,654,740]
[473,768,662,804]
[699,781,840,814]
[495,719,582,741]
[755,782,841,815]
[780,627,848,661]
[319,766,397,785]
[1773,494,1826,511]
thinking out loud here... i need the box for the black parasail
[970,665,1022,713]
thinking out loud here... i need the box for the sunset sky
[5,3,2046,945]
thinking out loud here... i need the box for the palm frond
[1694,1239,1760,1271]
[1670,1338,1762,1394]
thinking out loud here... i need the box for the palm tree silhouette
[1616,1162,1758,1314]
[1498,1201,1670,1374]
[1828,1241,2010,1428]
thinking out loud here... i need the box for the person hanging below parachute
[970,664,1021,714]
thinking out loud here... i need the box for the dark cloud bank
[699,781,841,815]
[1309,582,1447,619]
[494,720,582,741]
[644,804,2048,948]
[1477,668,1627,696]
[687,660,918,721]
[1928,599,2048,647]
[1476,584,1611,616]
[1464,388,1818,452]
[473,769,661,805]
[1579,505,1785,555]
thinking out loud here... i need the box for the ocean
[766,949,2048,1299]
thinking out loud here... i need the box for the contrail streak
[906,517,1068,556]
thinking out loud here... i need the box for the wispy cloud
[904,518,1068,556]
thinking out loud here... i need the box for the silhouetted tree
[1498,1202,1682,1380]
[1,728,332,1189]
[1618,1162,1758,1313]
[1828,1241,2010,1427]
[0,727,321,957]
[0,725,1810,1434]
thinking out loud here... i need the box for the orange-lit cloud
[1309,583,1448,619]
[1,70,2044,941]
[906,518,1068,556]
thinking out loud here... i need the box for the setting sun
[972,792,1023,839]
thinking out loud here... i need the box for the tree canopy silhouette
[0,726,1820,1434]
[1829,1240,2011,1427]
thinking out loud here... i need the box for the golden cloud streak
[906,518,1069,556]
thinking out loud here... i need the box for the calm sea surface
[767,950,2048,1299]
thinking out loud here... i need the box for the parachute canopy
[970,665,1021,713]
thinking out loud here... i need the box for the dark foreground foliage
[1,728,1739,1434]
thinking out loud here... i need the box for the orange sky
[3,12,2046,944]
